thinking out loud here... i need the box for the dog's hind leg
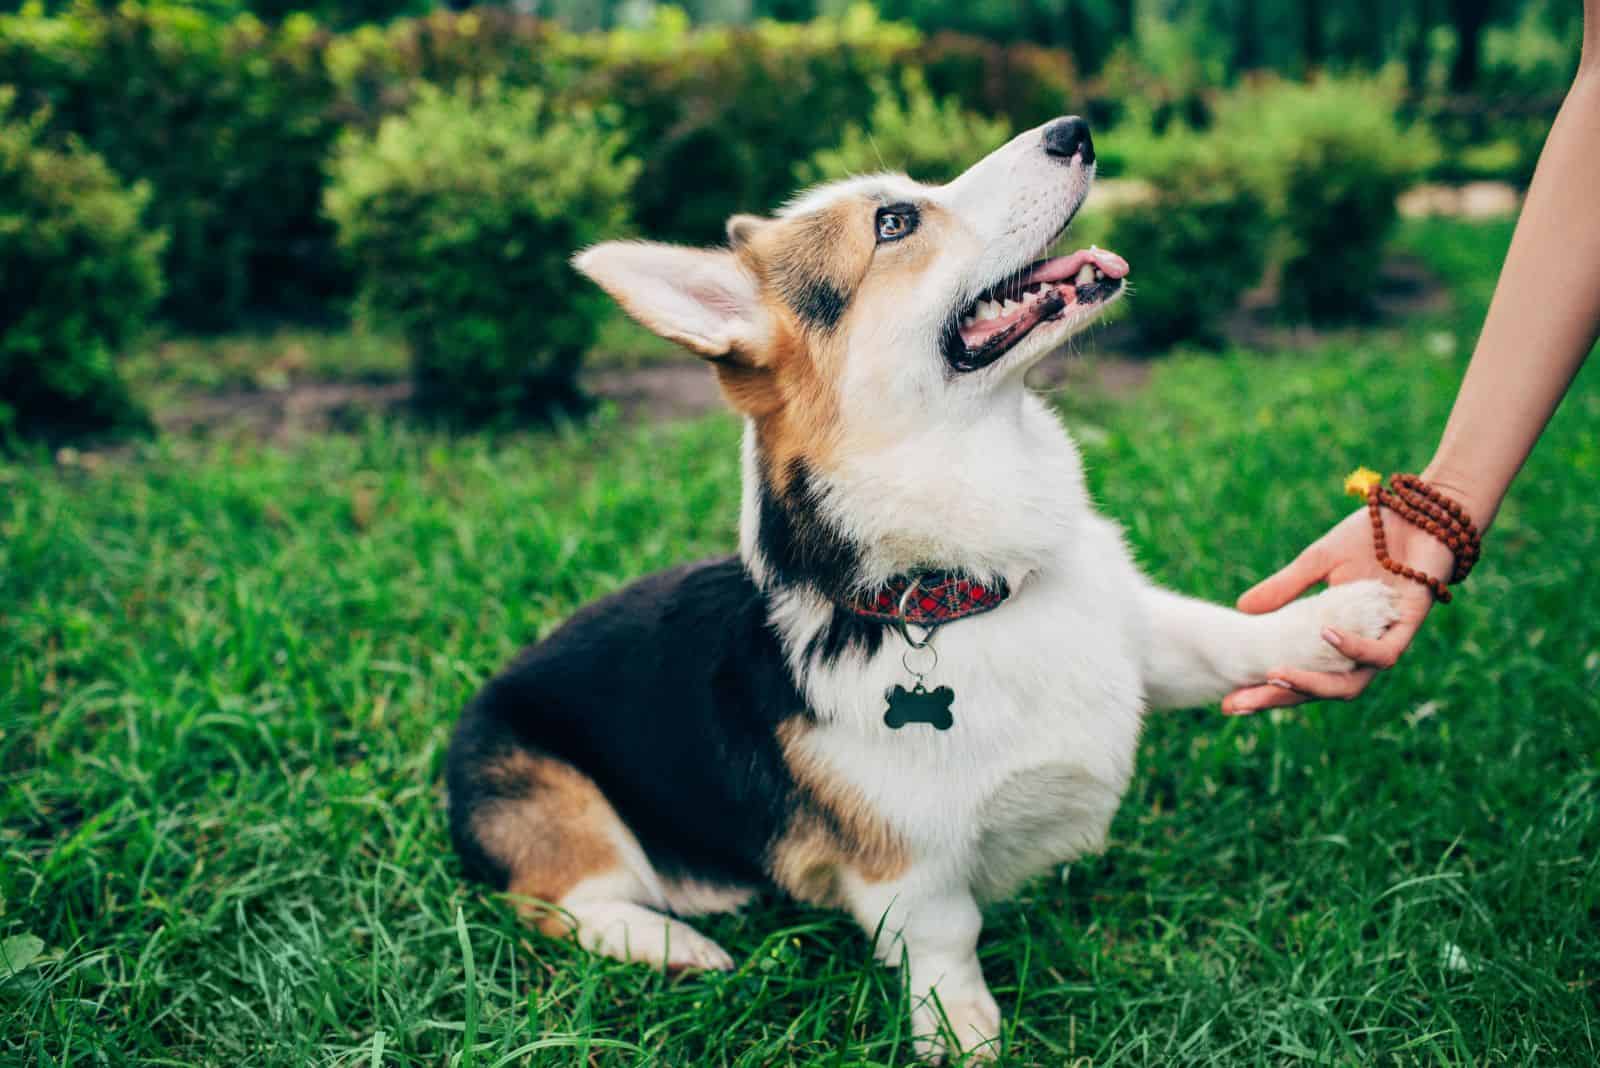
[547,874,736,972]
[455,747,736,972]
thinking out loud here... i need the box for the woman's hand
[1221,507,1454,715]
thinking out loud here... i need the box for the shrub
[0,2,342,329]
[917,31,1081,130]
[1423,100,1550,186]
[327,6,917,243]
[0,97,164,438]
[796,69,1012,185]
[1103,127,1270,346]
[0,2,1092,330]
[325,81,638,423]
[1214,76,1437,322]
[573,6,917,241]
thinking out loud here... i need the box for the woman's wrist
[1418,460,1501,533]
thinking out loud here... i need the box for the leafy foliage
[1103,77,1436,340]
[0,96,163,438]
[324,81,638,422]
[796,69,1012,185]
[916,30,1088,129]
[1105,130,1271,346]
[0,3,343,329]
[1216,76,1439,322]
[0,0,1549,354]
[568,6,919,242]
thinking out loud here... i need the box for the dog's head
[577,116,1123,451]
[577,117,1124,592]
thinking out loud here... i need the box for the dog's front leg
[1136,579,1398,710]
[841,870,1000,1062]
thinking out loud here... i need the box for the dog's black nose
[1042,116,1094,165]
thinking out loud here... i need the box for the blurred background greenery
[0,0,1583,433]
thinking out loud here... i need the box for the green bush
[2,2,1433,349]
[0,2,1096,332]
[1104,130,1270,346]
[0,97,164,438]
[1424,101,1550,186]
[916,31,1082,130]
[0,2,342,329]
[796,69,1012,185]
[1215,76,1437,322]
[570,6,918,242]
[324,6,918,244]
[325,82,638,423]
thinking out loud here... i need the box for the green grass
[4,219,1598,1065]
[125,325,411,399]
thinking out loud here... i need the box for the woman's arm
[1425,18,1600,529]
[1224,4,1600,714]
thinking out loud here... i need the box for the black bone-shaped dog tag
[883,683,955,730]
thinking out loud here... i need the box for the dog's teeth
[1075,264,1096,286]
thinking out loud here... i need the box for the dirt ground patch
[151,249,1454,440]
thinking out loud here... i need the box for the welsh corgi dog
[446,116,1397,1061]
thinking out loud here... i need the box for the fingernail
[1226,701,1255,716]
[1321,628,1343,648]
[1267,678,1294,690]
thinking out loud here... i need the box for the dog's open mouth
[944,247,1130,373]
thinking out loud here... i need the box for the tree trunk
[1234,0,1262,74]
[1407,0,1437,91]
[1448,0,1494,91]
[1359,0,1386,68]
[1114,0,1136,43]
[1302,0,1326,73]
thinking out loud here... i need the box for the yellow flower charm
[1344,466,1383,499]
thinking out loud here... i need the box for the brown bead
[1362,472,1481,602]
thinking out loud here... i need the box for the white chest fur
[748,394,1159,899]
[772,522,1149,900]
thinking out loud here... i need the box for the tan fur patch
[723,200,881,486]
[768,718,911,906]
[470,749,624,937]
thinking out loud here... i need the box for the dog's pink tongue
[1030,246,1130,284]
[958,247,1130,348]
[1087,247,1130,278]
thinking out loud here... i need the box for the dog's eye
[875,206,917,243]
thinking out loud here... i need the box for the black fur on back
[447,557,813,890]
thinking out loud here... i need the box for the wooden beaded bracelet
[1344,468,1482,604]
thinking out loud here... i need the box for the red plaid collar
[842,571,1010,628]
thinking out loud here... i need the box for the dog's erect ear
[573,242,766,361]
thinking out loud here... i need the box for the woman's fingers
[1222,663,1376,715]
[1221,681,1311,715]
[1223,621,1411,713]
[1323,614,1422,670]
[1235,545,1330,615]
[1262,665,1378,701]
[1224,509,1437,714]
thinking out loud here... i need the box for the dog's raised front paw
[1289,580,1400,673]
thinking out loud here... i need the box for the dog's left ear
[573,240,768,362]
